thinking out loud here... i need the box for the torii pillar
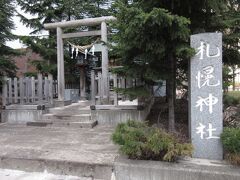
[57,27,65,102]
[101,21,109,103]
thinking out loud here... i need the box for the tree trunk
[168,53,176,132]
[166,80,169,103]
[232,66,235,91]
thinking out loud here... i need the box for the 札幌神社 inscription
[190,33,223,160]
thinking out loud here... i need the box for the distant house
[12,48,43,77]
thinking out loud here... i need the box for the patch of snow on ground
[118,99,138,105]
[0,169,91,180]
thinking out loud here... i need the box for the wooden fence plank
[97,72,102,103]
[53,80,58,98]
[44,76,48,101]
[38,73,43,103]
[28,77,32,103]
[31,77,35,103]
[48,74,53,104]
[8,78,12,104]
[2,77,8,106]
[14,78,18,103]
[25,77,29,103]
[19,77,24,104]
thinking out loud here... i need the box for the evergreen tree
[16,0,64,75]
[0,0,17,84]
[111,0,239,131]
[221,0,240,66]
[111,1,194,132]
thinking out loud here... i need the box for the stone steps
[28,113,97,128]
[27,120,97,128]
[27,101,97,128]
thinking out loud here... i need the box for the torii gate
[44,16,116,104]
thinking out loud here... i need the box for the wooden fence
[2,71,145,106]
[2,74,54,106]
[91,70,144,105]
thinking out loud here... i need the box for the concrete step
[50,120,98,128]
[27,120,97,128]
[0,155,112,180]
[42,114,92,121]
[26,121,53,127]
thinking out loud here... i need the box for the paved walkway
[0,124,119,179]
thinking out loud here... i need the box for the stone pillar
[79,67,86,100]
[101,21,109,103]
[57,27,65,101]
[190,33,223,160]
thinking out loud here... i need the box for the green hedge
[223,94,239,107]
[221,128,240,165]
[223,92,240,108]
[112,120,193,162]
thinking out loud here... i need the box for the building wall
[12,48,43,77]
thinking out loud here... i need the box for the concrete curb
[114,157,240,180]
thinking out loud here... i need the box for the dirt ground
[147,97,189,141]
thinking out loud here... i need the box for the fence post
[8,78,12,104]
[120,77,126,101]
[53,80,58,98]
[19,76,24,104]
[113,74,118,106]
[98,72,102,104]
[44,76,48,102]
[25,77,30,103]
[2,77,8,107]
[126,78,133,88]
[48,74,53,105]
[14,78,18,103]
[38,73,43,104]
[91,70,96,105]
[121,77,125,89]
[31,77,35,103]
